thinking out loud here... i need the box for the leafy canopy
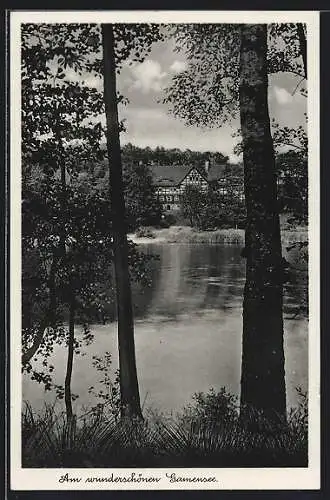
[163,23,306,128]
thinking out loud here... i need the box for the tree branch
[274,141,305,151]
[291,77,305,96]
[22,318,50,365]
[22,257,57,365]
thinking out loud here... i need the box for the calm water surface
[23,244,308,413]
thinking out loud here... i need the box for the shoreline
[128,225,308,246]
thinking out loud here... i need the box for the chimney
[205,160,210,175]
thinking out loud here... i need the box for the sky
[63,27,307,164]
[110,34,307,163]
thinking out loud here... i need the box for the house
[149,165,209,211]
[149,162,245,211]
[208,163,245,202]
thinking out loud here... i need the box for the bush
[179,387,239,429]
[135,227,156,239]
[177,228,245,245]
[163,213,178,227]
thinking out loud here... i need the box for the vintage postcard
[10,9,320,491]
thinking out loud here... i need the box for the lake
[23,243,308,414]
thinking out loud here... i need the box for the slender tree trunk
[58,115,67,259]
[64,299,75,420]
[55,102,76,422]
[239,24,286,422]
[297,23,307,79]
[102,24,142,419]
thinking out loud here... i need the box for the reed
[132,225,308,247]
[22,388,308,468]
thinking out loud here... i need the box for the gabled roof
[149,165,206,187]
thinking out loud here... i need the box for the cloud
[268,77,306,128]
[130,60,167,93]
[273,86,292,105]
[169,60,187,73]
[119,106,240,155]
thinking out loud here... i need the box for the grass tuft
[22,388,308,468]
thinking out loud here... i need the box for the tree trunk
[64,299,75,420]
[297,23,307,79]
[101,24,142,419]
[239,24,286,422]
[55,102,75,422]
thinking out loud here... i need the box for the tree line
[121,142,229,167]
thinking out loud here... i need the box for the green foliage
[276,151,308,225]
[121,142,229,166]
[163,23,306,128]
[180,185,205,228]
[179,387,239,429]
[88,352,121,421]
[272,120,308,156]
[159,212,179,227]
[123,163,162,230]
[165,228,245,245]
[234,129,308,227]
[21,163,115,378]
[22,23,109,373]
[267,24,307,79]
[163,24,241,127]
[22,25,106,168]
[135,227,156,239]
[180,184,246,230]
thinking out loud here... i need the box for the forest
[21,22,308,468]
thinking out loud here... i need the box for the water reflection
[132,244,304,320]
[23,243,308,413]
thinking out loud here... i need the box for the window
[159,196,164,201]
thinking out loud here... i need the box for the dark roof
[207,164,227,182]
[149,165,204,187]
[148,163,232,186]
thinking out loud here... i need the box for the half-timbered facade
[149,163,246,211]
[149,165,208,211]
